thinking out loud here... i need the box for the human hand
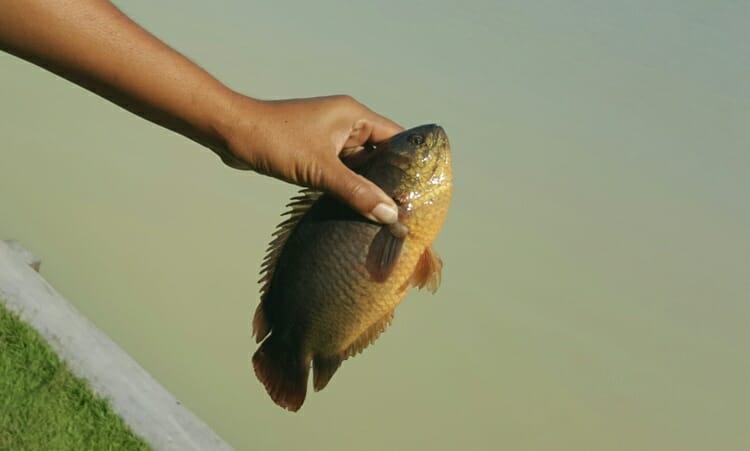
[0,1,402,223]
[216,95,404,224]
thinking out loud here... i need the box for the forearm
[0,0,239,149]
[1,0,403,222]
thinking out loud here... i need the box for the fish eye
[408,134,425,146]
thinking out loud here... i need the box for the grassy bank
[0,302,149,450]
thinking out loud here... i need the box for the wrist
[208,88,259,144]
[208,92,268,167]
[191,84,244,151]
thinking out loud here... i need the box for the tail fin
[252,335,309,412]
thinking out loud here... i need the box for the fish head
[363,124,452,212]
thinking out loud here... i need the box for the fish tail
[252,334,309,412]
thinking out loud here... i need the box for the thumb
[321,160,399,224]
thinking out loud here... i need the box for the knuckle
[308,164,326,188]
[334,94,359,108]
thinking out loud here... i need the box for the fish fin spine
[252,334,310,412]
[313,310,397,392]
[258,189,321,306]
[343,310,395,360]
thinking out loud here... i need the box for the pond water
[1,1,748,450]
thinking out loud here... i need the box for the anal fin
[311,310,396,392]
[344,310,395,359]
[312,356,342,392]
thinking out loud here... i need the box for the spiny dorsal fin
[253,189,321,343]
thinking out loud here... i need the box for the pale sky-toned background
[1,1,749,450]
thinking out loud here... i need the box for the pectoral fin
[365,224,406,283]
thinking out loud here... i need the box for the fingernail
[371,203,398,224]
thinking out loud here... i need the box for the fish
[252,124,453,411]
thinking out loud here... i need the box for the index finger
[364,110,404,143]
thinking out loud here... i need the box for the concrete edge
[3,239,42,271]
[0,240,233,451]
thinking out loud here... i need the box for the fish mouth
[409,123,444,138]
[426,124,449,148]
[425,125,450,184]
[422,124,449,155]
[434,126,448,147]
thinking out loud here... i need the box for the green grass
[0,303,150,450]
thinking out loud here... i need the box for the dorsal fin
[253,189,321,343]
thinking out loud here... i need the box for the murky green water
[2,1,749,450]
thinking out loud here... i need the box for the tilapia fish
[252,124,453,411]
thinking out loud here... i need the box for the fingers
[367,113,404,142]
[329,100,401,223]
[342,116,404,149]
[339,96,403,147]
[224,94,403,224]
[343,120,374,148]
[321,159,398,224]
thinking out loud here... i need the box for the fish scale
[251,124,453,411]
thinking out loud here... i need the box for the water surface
[1,1,748,449]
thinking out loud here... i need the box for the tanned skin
[0,0,402,223]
